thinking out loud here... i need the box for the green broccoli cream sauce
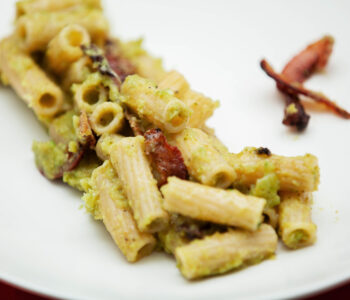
[250,173,280,208]
[32,141,67,180]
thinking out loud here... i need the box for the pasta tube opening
[90,102,124,135]
[38,93,57,108]
[45,24,90,74]
[83,87,103,105]
[67,27,86,47]
[73,74,108,113]
[278,192,317,249]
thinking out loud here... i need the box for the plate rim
[1,268,350,300]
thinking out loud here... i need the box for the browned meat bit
[170,214,227,241]
[282,94,310,131]
[104,40,136,82]
[144,128,188,187]
[281,36,334,84]
[256,147,272,156]
[77,111,96,148]
[124,109,145,136]
[54,147,86,179]
[81,44,122,86]
[261,36,350,131]
[106,54,136,82]
[261,59,350,119]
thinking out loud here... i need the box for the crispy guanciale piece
[105,40,136,82]
[255,147,272,156]
[144,128,189,187]
[32,140,85,180]
[124,110,145,136]
[81,44,122,86]
[77,111,96,148]
[281,36,334,84]
[282,94,310,131]
[261,59,350,119]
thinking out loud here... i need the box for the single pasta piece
[161,177,266,231]
[121,75,191,133]
[230,147,320,192]
[62,56,92,91]
[134,55,166,83]
[158,70,190,99]
[16,0,102,18]
[110,136,169,233]
[263,207,279,229]
[119,38,166,82]
[90,161,156,262]
[90,102,124,135]
[175,224,278,279]
[16,8,109,52]
[278,192,317,249]
[0,36,63,119]
[182,90,219,128]
[95,133,124,161]
[45,24,90,74]
[73,73,108,113]
[170,128,236,188]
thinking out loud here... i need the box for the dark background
[1,280,349,300]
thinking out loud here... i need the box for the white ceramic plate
[1,0,350,299]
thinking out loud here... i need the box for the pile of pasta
[0,0,320,280]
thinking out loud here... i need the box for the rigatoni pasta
[1,0,322,281]
[278,192,317,249]
[121,74,191,133]
[182,90,219,128]
[170,128,236,188]
[88,161,156,262]
[73,73,108,113]
[16,8,108,52]
[90,102,124,135]
[45,24,90,74]
[16,0,102,18]
[95,133,124,161]
[0,36,64,119]
[230,147,320,192]
[110,136,169,233]
[162,177,265,231]
[158,70,190,99]
[62,56,92,91]
[175,224,278,279]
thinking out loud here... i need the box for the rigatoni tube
[175,224,278,279]
[16,0,102,18]
[73,73,108,113]
[95,133,124,161]
[62,56,92,91]
[170,128,236,188]
[91,161,156,262]
[158,70,190,99]
[278,192,317,249]
[90,102,124,135]
[230,147,320,192]
[110,136,169,233]
[161,177,266,231]
[182,90,219,128]
[0,36,63,119]
[45,24,90,74]
[121,75,190,133]
[16,8,109,52]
